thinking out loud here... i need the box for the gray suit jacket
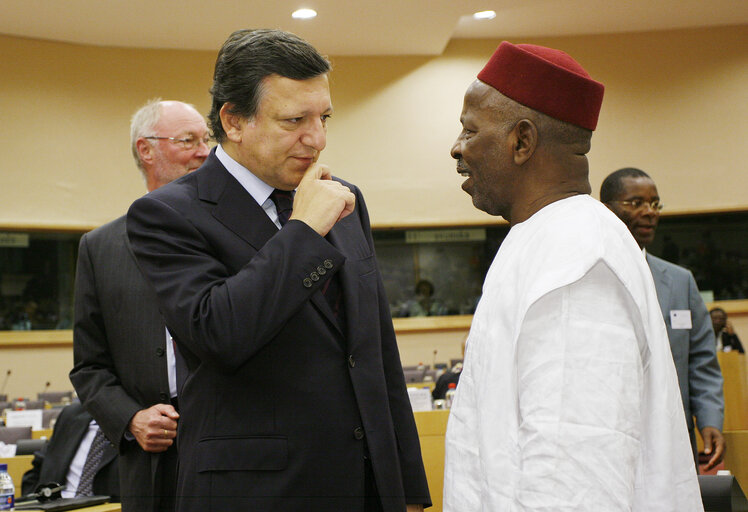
[646,253,724,433]
[70,215,173,512]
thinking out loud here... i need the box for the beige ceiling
[2,0,747,55]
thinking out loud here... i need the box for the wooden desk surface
[0,454,33,498]
[32,428,53,440]
[17,503,121,512]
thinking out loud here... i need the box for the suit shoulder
[647,253,694,280]
[333,176,361,195]
[81,215,127,245]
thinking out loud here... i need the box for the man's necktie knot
[270,189,294,227]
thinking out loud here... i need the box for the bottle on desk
[445,382,457,409]
[0,463,14,511]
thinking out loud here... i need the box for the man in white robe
[443,41,703,511]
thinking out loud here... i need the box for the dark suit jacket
[70,215,175,511]
[646,253,724,436]
[21,403,119,498]
[718,331,745,353]
[126,151,430,512]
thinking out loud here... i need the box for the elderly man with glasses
[601,167,725,471]
[70,99,210,512]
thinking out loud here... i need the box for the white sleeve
[514,260,644,511]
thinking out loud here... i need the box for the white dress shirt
[215,145,284,228]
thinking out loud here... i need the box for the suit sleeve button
[353,427,365,440]
[317,266,326,275]
[303,278,313,288]
[323,259,333,269]
[310,272,319,281]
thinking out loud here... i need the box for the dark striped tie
[76,427,107,496]
[270,189,294,227]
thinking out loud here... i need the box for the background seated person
[22,402,119,500]
[710,307,745,353]
[405,279,447,317]
[432,362,462,400]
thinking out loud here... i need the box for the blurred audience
[710,307,745,353]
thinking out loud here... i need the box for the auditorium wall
[0,25,746,395]
[1,25,746,231]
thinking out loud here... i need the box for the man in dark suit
[70,99,210,511]
[22,403,119,499]
[710,307,745,353]
[602,167,725,470]
[126,29,430,512]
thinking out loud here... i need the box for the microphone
[0,369,10,395]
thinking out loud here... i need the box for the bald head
[131,99,210,192]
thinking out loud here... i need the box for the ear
[135,137,154,166]
[510,119,537,165]
[220,103,248,143]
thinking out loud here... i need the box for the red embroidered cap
[477,41,604,131]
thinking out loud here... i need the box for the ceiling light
[292,8,317,19]
[473,10,496,20]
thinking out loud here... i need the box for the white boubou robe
[444,195,703,511]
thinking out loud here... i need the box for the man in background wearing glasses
[601,167,725,471]
[70,99,210,511]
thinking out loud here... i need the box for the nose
[450,137,462,160]
[301,118,327,151]
[194,139,211,159]
[641,202,659,215]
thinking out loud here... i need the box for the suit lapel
[196,152,278,252]
[647,254,672,319]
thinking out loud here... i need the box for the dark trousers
[153,440,178,512]
[364,453,383,512]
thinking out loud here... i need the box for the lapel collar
[196,151,278,251]
[646,253,672,315]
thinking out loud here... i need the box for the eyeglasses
[610,199,664,211]
[145,135,210,150]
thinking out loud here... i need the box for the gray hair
[130,98,164,172]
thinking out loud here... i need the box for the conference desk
[17,503,121,512]
[1,454,32,498]
[0,454,121,511]
[412,413,748,512]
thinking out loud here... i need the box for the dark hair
[709,307,726,315]
[208,29,331,142]
[415,279,434,296]
[600,167,651,203]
